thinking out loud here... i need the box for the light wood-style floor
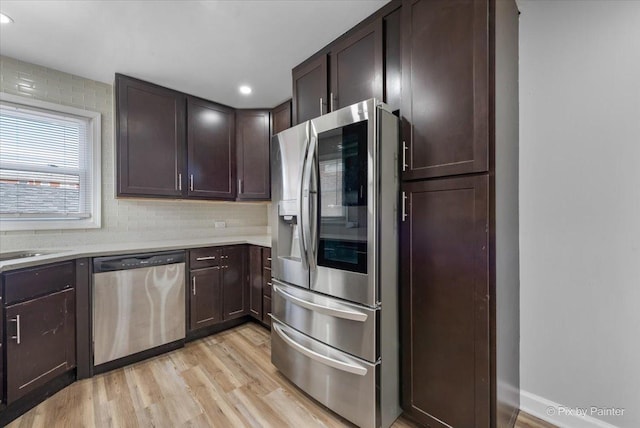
[8,323,555,428]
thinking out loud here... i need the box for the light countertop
[0,234,271,273]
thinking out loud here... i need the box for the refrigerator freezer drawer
[272,280,378,362]
[271,319,378,428]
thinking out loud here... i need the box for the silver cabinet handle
[402,141,408,172]
[177,173,182,191]
[274,284,367,322]
[330,92,334,112]
[319,97,323,116]
[192,277,196,295]
[402,191,408,222]
[238,179,243,195]
[196,256,216,261]
[189,174,194,191]
[267,282,272,286]
[273,322,367,376]
[266,257,272,261]
[11,315,21,344]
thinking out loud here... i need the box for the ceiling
[0,0,389,108]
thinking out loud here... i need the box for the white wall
[518,1,640,427]
[0,56,268,252]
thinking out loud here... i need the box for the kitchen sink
[0,250,58,262]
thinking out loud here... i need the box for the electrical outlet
[214,221,226,229]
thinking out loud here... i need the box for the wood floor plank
[7,322,557,428]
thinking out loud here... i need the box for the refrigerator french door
[271,99,400,428]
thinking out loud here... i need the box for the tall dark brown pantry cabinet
[400,1,520,428]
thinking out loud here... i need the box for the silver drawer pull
[274,284,367,322]
[273,322,367,376]
[266,257,272,261]
[267,282,272,286]
[196,256,216,261]
[11,315,21,344]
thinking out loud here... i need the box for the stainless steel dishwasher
[92,251,186,367]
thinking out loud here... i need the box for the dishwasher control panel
[93,250,186,273]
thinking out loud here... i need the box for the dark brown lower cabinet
[401,176,489,428]
[190,267,222,330]
[221,246,248,320]
[262,248,272,326]
[247,246,272,328]
[5,288,76,403]
[249,246,263,319]
[0,309,3,404]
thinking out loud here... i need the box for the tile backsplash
[0,56,268,252]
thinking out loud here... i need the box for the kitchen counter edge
[0,234,271,273]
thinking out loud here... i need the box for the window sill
[0,217,101,232]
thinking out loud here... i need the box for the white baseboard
[520,390,621,428]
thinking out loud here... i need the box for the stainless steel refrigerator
[270,99,400,428]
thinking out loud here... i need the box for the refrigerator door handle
[274,283,368,322]
[302,134,317,270]
[273,322,368,376]
[298,130,311,272]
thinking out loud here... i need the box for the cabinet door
[401,175,490,428]
[189,267,222,331]
[292,55,328,125]
[330,18,383,111]
[384,6,402,112]
[222,246,248,320]
[5,288,76,404]
[248,246,263,319]
[116,74,186,197]
[262,247,272,327]
[187,97,236,199]
[0,305,3,403]
[401,0,489,180]
[236,110,271,200]
[271,100,291,135]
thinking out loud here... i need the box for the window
[0,93,101,230]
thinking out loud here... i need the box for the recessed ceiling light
[0,12,14,24]
[239,85,252,95]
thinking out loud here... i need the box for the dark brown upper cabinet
[116,75,240,201]
[187,96,236,199]
[236,110,270,200]
[330,18,383,111]
[401,0,489,180]
[271,100,292,135]
[292,55,328,125]
[116,74,186,197]
[401,175,490,428]
[383,7,402,112]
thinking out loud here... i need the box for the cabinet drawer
[262,248,271,268]
[189,247,220,269]
[271,319,376,428]
[272,280,377,362]
[4,261,75,305]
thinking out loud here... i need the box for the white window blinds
[0,102,93,220]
